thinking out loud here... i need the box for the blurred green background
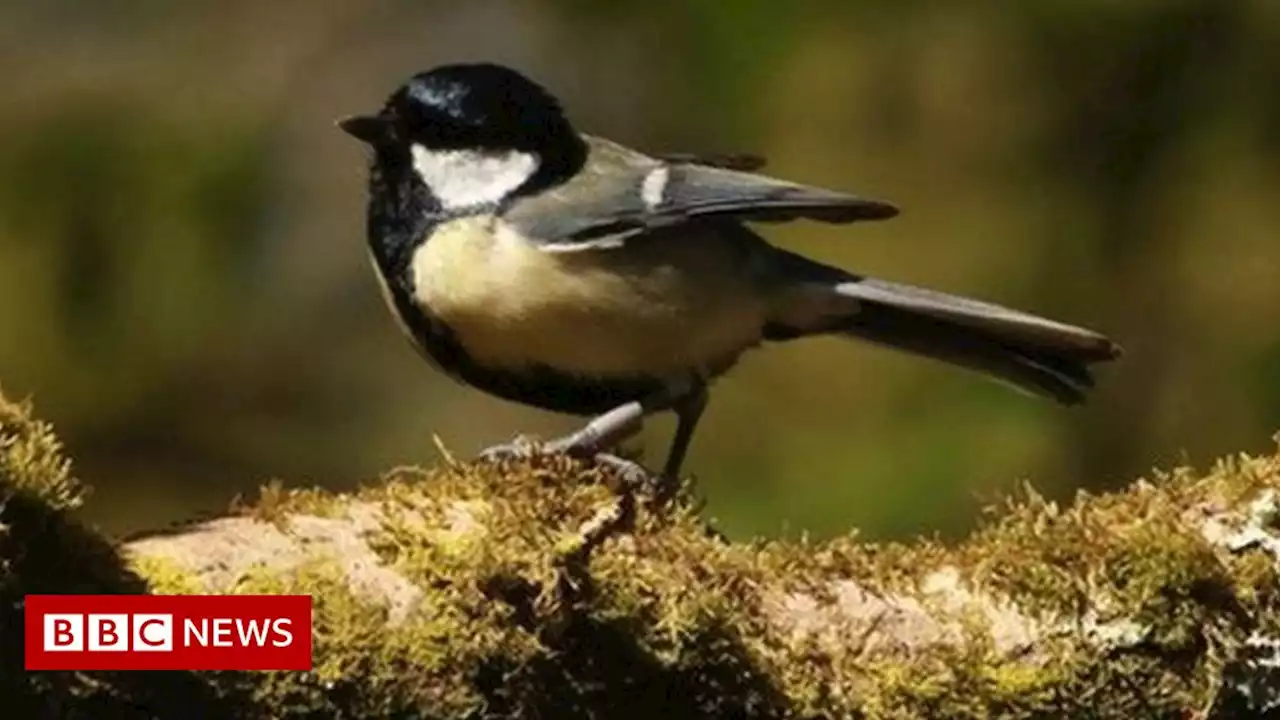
[2,0,1279,541]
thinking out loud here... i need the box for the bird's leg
[478,400,648,465]
[654,387,708,503]
[478,401,655,494]
[543,401,656,491]
[543,401,649,458]
[663,388,709,478]
[478,381,705,495]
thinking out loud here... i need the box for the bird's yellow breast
[409,217,768,379]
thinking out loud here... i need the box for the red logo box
[25,594,313,671]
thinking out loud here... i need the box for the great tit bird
[338,62,1121,485]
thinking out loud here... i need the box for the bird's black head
[339,63,586,209]
[342,63,575,153]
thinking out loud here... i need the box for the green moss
[0,387,83,511]
[287,446,1278,717]
[0,390,255,718]
[186,443,1272,718]
[6,384,1280,717]
[236,478,347,527]
[129,554,207,595]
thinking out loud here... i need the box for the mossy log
[4,389,1280,719]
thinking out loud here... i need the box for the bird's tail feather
[767,253,1122,405]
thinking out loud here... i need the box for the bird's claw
[590,452,660,494]
[477,438,677,503]
[476,434,542,462]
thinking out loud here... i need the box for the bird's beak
[337,114,393,145]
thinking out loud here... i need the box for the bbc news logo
[25,594,312,671]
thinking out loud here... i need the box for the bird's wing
[503,136,898,248]
[652,151,768,172]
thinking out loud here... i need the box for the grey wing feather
[653,151,768,172]
[504,135,898,248]
[658,163,899,225]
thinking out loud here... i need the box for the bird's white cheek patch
[410,145,539,209]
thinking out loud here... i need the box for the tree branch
[3,388,1280,718]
